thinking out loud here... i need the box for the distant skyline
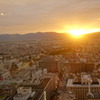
[0,0,100,34]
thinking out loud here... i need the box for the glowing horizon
[0,0,100,34]
[67,29,100,37]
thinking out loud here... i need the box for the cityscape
[0,34,100,100]
[0,0,100,100]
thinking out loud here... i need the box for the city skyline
[0,1,100,100]
[0,0,100,34]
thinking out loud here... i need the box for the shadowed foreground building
[12,73,59,100]
[13,78,53,100]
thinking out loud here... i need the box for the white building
[13,87,33,100]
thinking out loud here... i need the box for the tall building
[39,56,59,73]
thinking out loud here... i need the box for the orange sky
[0,0,100,34]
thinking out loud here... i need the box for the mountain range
[0,32,100,41]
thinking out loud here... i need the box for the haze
[0,0,100,34]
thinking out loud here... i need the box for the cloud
[0,0,100,33]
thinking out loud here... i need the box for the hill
[0,32,100,41]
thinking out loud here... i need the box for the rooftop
[20,78,51,90]
[67,79,100,87]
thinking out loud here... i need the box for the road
[58,91,71,100]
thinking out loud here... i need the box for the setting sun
[67,29,100,38]
[68,29,86,37]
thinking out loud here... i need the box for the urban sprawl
[0,39,100,100]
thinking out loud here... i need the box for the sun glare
[68,29,87,37]
[67,29,100,38]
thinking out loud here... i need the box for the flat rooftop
[28,90,43,100]
[67,79,100,87]
[20,78,51,90]
[0,80,17,85]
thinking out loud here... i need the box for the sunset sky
[0,0,100,34]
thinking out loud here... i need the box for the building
[0,60,3,69]
[39,56,59,73]
[67,74,100,100]
[14,78,54,100]
[87,91,100,100]
[42,73,59,90]
[0,68,11,80]
[13,72,59,100]
[64,63,94,73]
[58,91,76,100]
[13,87,33,100]
[0,83,18,100]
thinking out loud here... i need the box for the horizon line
[0,31,100,35]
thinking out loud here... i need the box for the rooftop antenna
[87,78,94,98]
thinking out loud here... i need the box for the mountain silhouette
[0,32,100,41]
